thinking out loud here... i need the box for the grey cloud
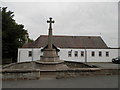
[2,2,118,47]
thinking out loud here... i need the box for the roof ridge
[40,35,101,37]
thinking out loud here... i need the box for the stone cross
[47,17,55,49]
[47,17,54,30]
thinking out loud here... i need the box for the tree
[2,7,32,63]
[0,7,2,65]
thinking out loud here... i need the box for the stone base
[35,60,69,71]
[42,49,58,57]
[40,49,61,62]
[40,56,60,62]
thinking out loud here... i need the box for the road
[2,75,119,88]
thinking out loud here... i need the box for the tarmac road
[2,75,119,88]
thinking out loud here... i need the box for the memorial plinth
[40,49,60,62]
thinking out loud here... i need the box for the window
[99,51,102,57]
[81,51,84,57]
[68,51,72,57]
[28,51,32,57]
[106,51,109,57]
[74,51,78,57]
[91,51,95,57]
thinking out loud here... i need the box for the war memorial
[2,17,119,80]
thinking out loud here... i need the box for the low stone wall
[2,69,40,80]
[100,69,119,75]
[1,68,120,80]
[56,68,119,79]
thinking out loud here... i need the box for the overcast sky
[2,1,118,47]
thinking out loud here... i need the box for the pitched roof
[22,35,108,49]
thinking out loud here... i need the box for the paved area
[2,75,118,88]
[87,62,119,69]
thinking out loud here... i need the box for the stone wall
[2,68,119,80]
[2,69,40,80]
[56,69,119,79]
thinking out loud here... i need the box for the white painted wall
[17,48,43,62]
[86,49,118,62]
[58,49,85,62]
[17,48,118,62]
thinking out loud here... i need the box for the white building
[17,35,118,62]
